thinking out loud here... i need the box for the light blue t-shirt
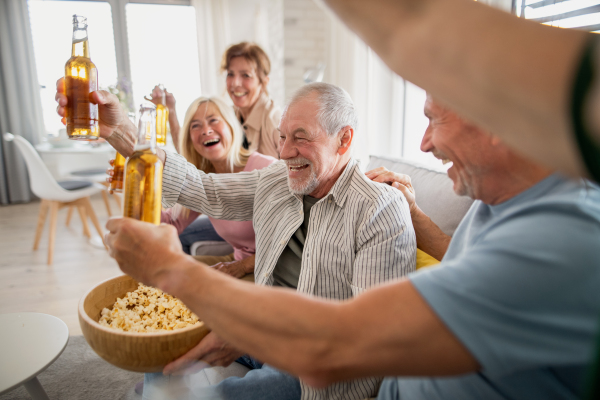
[378,175,600,400]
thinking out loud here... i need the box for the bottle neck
[71,29,90,58]
[135,107,157,152]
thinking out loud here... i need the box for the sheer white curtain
[192,0,231,97]
[192,0,284,106]
[0,0,45,204]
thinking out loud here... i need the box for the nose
[230,74,242,87]
[200,124,213,136]
[420,124,434,153]
[279,136,297,160]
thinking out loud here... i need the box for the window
[516,0,600,32]
[126,3,201,122]
[28,0,118,136]
[27,0,200,138]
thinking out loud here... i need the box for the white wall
[282,0,329,101]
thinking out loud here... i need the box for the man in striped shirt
[139,82,416,400]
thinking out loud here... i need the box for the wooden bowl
[78,274,210,372]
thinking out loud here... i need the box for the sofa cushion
[366,156,474,236]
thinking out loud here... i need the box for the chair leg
[33,199,50,250]
[101,190,112,217]
[47,202,59,265]
[83,197,107,249]
[65,206,74,227]
[77,206,91,238]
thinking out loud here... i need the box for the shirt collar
[236,92,269,132]
[325,158,358,208]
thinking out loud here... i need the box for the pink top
[161,152,277,260]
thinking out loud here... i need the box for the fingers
[56,77,65,94]
[365,166,387,176]
[163,334,217,375]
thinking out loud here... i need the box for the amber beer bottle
[65,15,99,140]
[110,152,126,193]
[123,105,163,225]
[155,84,169,146]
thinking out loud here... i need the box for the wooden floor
[0,194,122,336]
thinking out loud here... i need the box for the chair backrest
[8,133,68,200]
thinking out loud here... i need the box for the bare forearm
[323,0,589,177]
[411,206,450,260]
[158,256,345,379]
[156,255,476,385]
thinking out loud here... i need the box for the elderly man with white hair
[65,82,415,400]
[143,82,415,400]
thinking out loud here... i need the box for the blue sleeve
[410,205,600,377]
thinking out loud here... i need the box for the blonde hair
[179,96,251,173]
[173,97,251,221]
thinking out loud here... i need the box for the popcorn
[98,284,200,332]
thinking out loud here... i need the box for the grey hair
[285,82,358,136]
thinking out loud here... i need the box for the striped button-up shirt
[162,152,416,400]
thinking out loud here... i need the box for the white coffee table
[0,313,69,400]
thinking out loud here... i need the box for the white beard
[286,160,320,195]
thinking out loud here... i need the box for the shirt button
[328,198,332,203]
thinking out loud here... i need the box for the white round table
[0,313,69,399]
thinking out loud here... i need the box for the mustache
[284,157,312,167]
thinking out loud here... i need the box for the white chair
[5,133,107,265]
[67,168,122,217]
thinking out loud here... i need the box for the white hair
[285,82,358,136]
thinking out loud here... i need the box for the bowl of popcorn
[78,274,210,372]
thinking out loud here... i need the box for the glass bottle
[123,104,163,225]
[155,84,169,147]
[65,15,99,140]
[110,112,136,193]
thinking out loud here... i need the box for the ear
[337,126,354,156]
[262,76,270,88]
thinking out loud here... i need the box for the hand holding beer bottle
[65,15,99,140]
[122,104,163,225]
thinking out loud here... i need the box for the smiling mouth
[232,92,247,98]
[288,164,309,172]
[441,159,452,165]
[203,139,220,147]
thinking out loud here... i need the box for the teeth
[288,165,306,171]
[442,159,452,165]
[203,139,220,146]
[233,92,246,97]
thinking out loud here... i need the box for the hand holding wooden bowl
[78,275,209,372]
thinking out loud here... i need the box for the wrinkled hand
[163,332,243,375]
[55,77,126,140]
[150,85,176,110]
[105,218,190,287]
[365,167,417,214]
[212,258,253,279]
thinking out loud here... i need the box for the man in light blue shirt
[370,94,600,399]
